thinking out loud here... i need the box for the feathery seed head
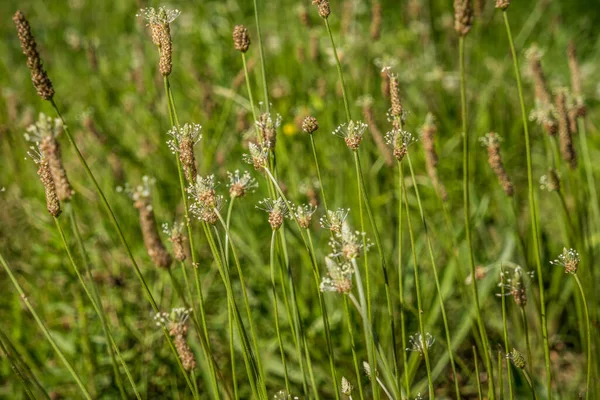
[334,120,368,151]
[320,257,353,294]
[257,197,290,230]
[407,332,435,356]
[243,142,270,170]
[188,175,217,208]
[550,247,580,274]
[320,208,350,233]
[227,170,258,198]
[13,11,54,100]
[454,0,474,37]
[233,25,251,53]
[385,128,416,161]
[312,0,331,19]
[294,204,318,229]
[302,116,319,134]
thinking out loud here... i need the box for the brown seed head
[179,137,197,184]
[133,187,172,269]
[526,45,552,105]
[313,0,331,19]
[481,132,514,196]
[421,114,448,201]
[370,1,382,40]
[454,0,474,37]
[37,158,61,217]
[268,211,284,230]
[13,11,54,100]
[302,116,319,134]
[40,136,74,202]
[233,25,251,53]
[555,90,577,169]
[495,0,510,10]
[169,323,197,371]
[389,76,403,118]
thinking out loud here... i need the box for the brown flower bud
[233,25,251,53]
[302,116,319,134]
[495,0,510,10]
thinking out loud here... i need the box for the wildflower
[227,170,258,198]
[453,0,474,37]
[341,377,353,396]
[13,11,54,100]
[155,308,196,371]
[123,177,172,268]
[407,332,435,356]
[320,208,350,233]
[302,116,319,134]
[137,7,180,76]
[480,132,514,196]
[312,0,331,19]
[190,195,224,225]
[232,25,251,53]
[555,89,577,169]
[167,123,202,184]
[188,175,217,208]
[243,142,269,170]
[507,348,526,369]
[529,102,558,136]
[294,204,317,229]
[256,105,282,149]
[257,197,290,230]
[25,113,73,201]
[550,247,580,275]
[389,74,404,121]
[385,128,417,162]
[421,113,447,200]
[320,257,353,294]
[163,222,187,262]
[334,120,368,151]
[498,265,533,307]
[330,222,371,260]
[540,169,560,192]
[28,145,61,217]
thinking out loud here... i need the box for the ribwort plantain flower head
[320,257,353,294]
[227,170,258,198]
[188,175,217,207]
[330,222,372,261]
[385,128,417,161]
[232,25,251,53]
[301,116,319,134]
[243,142,270,170]
[550,247,580,274]
[166,123,202,153]
[294,204,318,229]
[320,208,350,233]
[257,197,290,230]
[540,169,560,192]
[333,120,368,151]
[498,265,534,307]
[341,377,353,396]
[24,113,63,142]
[507,348,526,369]
[190,195,224,225]
[256,104,282,149]
[163,221,187,262]
[407,332,435,356]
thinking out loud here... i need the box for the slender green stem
[502,11,552,396]
[0,334,37,400]
[270,231,291,393]
[225,197,235,265]
[309,133,328,212]
[574,275,592,399]
[400,163,434,399]
[324,19,351,121]
[405,153,460,398]
[228,299,239,400]
[252,0,270,113]
[459,36,495,398]
[241,53,262,143]
[396,163,410,398]
[474,346,483,400]
[520,308,533,376]
[578,117,600,231]
[498,351,504,400]
[500,266,515,400]
[521,368,539,400]
[0,251,92,400]
[342,296,365,400]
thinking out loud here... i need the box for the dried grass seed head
[301,115,319,134]
[227,170,258,198]
[13,11,54,100]
[333,120,368,151]
[320,256,353,294]
[232,25,251,53]
[550,247,580,274]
